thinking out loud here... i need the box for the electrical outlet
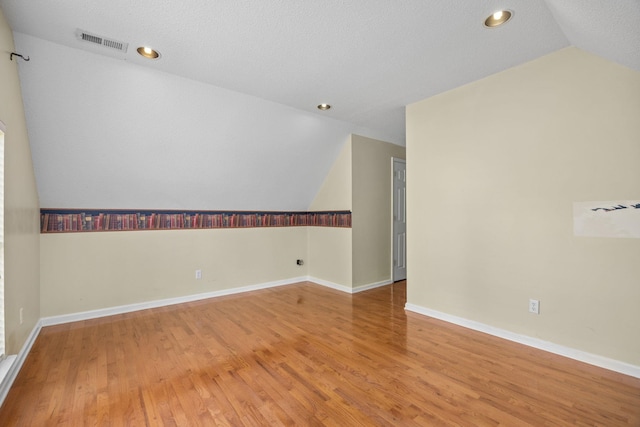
[195,269,202,280]
[529,299,540,314]
[20,307,24,325]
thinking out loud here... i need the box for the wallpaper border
[40,209,351,233]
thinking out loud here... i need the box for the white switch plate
[195,269,202,280]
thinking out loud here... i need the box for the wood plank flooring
[1,281,639,426]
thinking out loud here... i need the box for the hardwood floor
[1,281,639,426]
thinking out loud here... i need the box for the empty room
[0,1,639,425]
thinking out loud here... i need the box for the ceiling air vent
[76,29,128,53]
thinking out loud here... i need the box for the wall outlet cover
[529,299,540,314]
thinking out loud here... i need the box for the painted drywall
[406,47,640,365]
[307,134,406,289]
[40,227,307,317]
[309,139,352,212]
[351,135,405,287]
[308,139,352,286]
[0,8,40,354]
[13,32,397,211]
[307,227,353,288]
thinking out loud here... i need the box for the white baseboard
[307,277,392,294]
[0,320,42,407]
[41,276,308,326]
[405,303,640,379]
[0,356,16,384]
[307,277,353,293]
[352,279,393,293]
[39,276,394,327]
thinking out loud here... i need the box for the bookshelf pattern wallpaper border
[40,209,352,233]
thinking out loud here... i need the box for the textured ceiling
[544,0,640,72]
[2,1,638,210]
[2,1,638,142]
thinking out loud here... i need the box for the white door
[392,158,407,281]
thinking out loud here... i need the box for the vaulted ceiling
[1,1,638,210]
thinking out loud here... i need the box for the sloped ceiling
[544,0,640,71]
[1,1,638,210]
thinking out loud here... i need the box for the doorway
[392,158,406,281]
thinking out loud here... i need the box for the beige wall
[1,8,41,354]
[307,227,353,287]
[351,135,405,287]
[309,138,352,212]
[308,139,353,286]
[307,135,406,289]
[40,227,307,317]
[39,127,402,317]
[406,47,640,365]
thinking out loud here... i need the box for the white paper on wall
[573,200,640,238]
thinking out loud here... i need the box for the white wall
[13,33,396,211]
[406,47,640,366]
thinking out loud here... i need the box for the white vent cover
[75,29,128,53]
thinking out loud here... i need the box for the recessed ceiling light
[317,103,331,111]
[137,46,160,59]
[484,10,513,28]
